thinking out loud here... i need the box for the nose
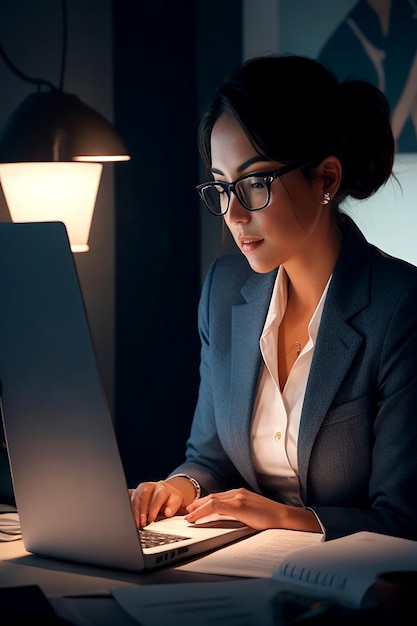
[226,193,250,224]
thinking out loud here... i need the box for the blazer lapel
[224,269,277,489]
[297,215,372,490]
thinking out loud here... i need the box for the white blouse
[251,266,331,506]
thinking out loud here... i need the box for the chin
[246,258,278,274]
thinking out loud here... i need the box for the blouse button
[274,431,282,442]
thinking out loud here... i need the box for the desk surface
[0,538,237,592]
[0,539,381,626]
[0,538,244,625]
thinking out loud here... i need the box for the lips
[239,236,264,253]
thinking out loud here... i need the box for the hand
[184,488,322,533]
[129,480,189,528]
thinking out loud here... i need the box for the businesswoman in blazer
[130,54,417,541]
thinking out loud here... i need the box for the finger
[185,495,233,522]
[186,490,236,513]
[162,490,185,518]
[146,481,177,523]
[185,495,207,513]
[131,482,157,527]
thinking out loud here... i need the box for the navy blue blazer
[170,214,417,541]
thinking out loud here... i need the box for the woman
[130,54,417,541]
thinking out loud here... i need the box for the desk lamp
[0,1,130,252]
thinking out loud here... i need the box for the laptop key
[138,529,190,549]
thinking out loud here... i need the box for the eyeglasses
[196,160,314,216]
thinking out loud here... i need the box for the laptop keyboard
[138,529,190,549]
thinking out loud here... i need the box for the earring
[321,192,331,205]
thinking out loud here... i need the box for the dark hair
[198,54,395,206]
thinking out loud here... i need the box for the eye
[244,176,267,192]
[250,177,267,190]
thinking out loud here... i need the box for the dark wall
[112,0,242,486]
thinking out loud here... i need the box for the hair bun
[335,80,394,199]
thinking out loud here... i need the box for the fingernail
[140,514,147,527]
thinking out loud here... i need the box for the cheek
[264,201,307,239]
[271,189,321,234]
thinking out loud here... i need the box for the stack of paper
[0,504,21,541]
[110,530,417,624]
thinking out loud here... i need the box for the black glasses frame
[196,160,316,216]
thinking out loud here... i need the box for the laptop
[0,222,256,571]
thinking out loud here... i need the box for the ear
[319,156,342,198]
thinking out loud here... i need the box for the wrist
[168,473,201,501]
[283,505,323,533]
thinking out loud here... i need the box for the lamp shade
[0,91,130,163]
[0,162,103,252]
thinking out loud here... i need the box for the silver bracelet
[168,473,201,500]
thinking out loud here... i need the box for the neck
[283,222,341,314]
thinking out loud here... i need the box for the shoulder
[203,253,255,295]
[339,212,417,286]
[203,254,277,301]
[371,245,417,285]
[333,214,417,317]
[207,252,253,275]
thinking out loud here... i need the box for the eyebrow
[211,155,268,176]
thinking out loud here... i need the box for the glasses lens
[235,175,269,210]
[201,184,229,215]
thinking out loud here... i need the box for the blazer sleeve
[168,256,254,495]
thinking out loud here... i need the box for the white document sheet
[110,530,417,625]
[110,530,323,625]
[175,528,323,577]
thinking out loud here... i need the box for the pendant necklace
[288,341,301,357]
